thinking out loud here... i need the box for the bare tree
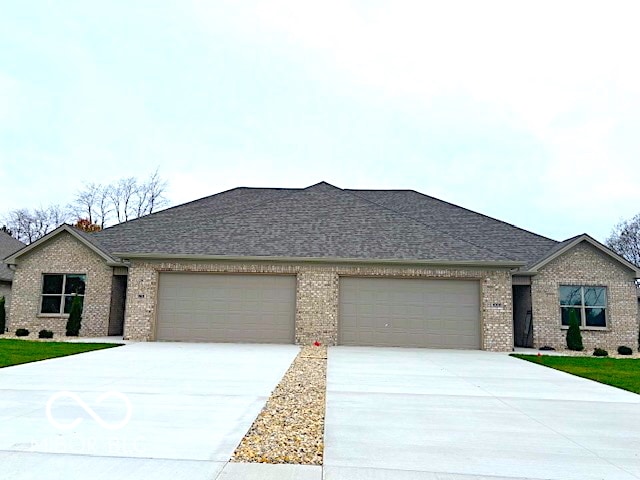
[607,214,640,267]
[131,169,168,218]
[73,183,101,225]
[4,209,35,243]
[3,169,169,243]
[95,185,113,229]
[47,205,71,227]
[109,177,137,222]
[144,169,168,214]
[73,184,114,228]
[2,205,72,244]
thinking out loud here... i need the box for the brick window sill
[560,326,608,332]
[37,314,70,319]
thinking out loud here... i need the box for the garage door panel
[339,277,480,349]
[157,273,295,343]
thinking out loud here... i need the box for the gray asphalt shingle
[348,189,557,265]
[92,182,558,264]
[0,232,26,282]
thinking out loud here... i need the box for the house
[3,182,639,351]
[0,231,26,323]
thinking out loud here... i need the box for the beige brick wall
[532,242,638,352]
[124,260,514,351]
[8,232,114,337]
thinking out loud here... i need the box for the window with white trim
[40,274,86,314]
[559,285,607,328]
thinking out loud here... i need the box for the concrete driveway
[324,347,640,480]
[0,342,299,480]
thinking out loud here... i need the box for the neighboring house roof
[0,231,26,282]
[4,224,119,265]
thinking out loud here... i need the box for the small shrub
[566,309,583,351]
[539,345,556,351]
[65,295,83,337]
[38,329,54,339]
[617,345,633,356]
[593,348,608,357]
[0,296,5,333]
[15,328,29,337]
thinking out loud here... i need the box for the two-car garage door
[339,277,480,349]
[157,273,295,343]
[156,273,480,349]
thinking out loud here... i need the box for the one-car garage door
[339,277,480,349]
[156,273,296,343]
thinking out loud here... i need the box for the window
[40,274,86,315]
[559,285,607,328]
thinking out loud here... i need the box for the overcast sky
[1,1,639,242]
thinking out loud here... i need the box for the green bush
[566,309,583,351]
[65,295,83,337]
[15,328,29,337]
[0,296,5,333]
[618,345,633,356]
[593,348,609,357]
[38,329,54,339]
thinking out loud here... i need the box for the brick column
[295,269,339,345]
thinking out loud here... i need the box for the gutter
[512,271,537,276]
[111,252,525,269]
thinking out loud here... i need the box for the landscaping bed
[232,345,327,465]
[0,338,121,368]
[512,354,640,394]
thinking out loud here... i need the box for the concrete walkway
[324,347,640,480]
[0,342,300,480]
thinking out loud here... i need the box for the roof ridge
[95,186,303,237]
[304,181,342,191]
[96,186,246,234]
[348,188,559,244]
[407,190,559,244]
[344,190,514,261]
[118,186,309,237]
[122,184,512,261]
[102,183,344,241]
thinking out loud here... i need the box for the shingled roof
[347,189,558,266]
[0,231,25,282]
[90,182,557,265]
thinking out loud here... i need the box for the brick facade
[531,242,638,352]
[124,260,514,351]
[12,234,637,353]
[8,232,114,337]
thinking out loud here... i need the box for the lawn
[512,354,640,394]
[0,339,121,368]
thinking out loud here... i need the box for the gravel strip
[231,345,327,465]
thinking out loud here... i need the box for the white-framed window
[40,274,86,315]
[559,285,607,328]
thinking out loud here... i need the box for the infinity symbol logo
[45,391,133,431]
